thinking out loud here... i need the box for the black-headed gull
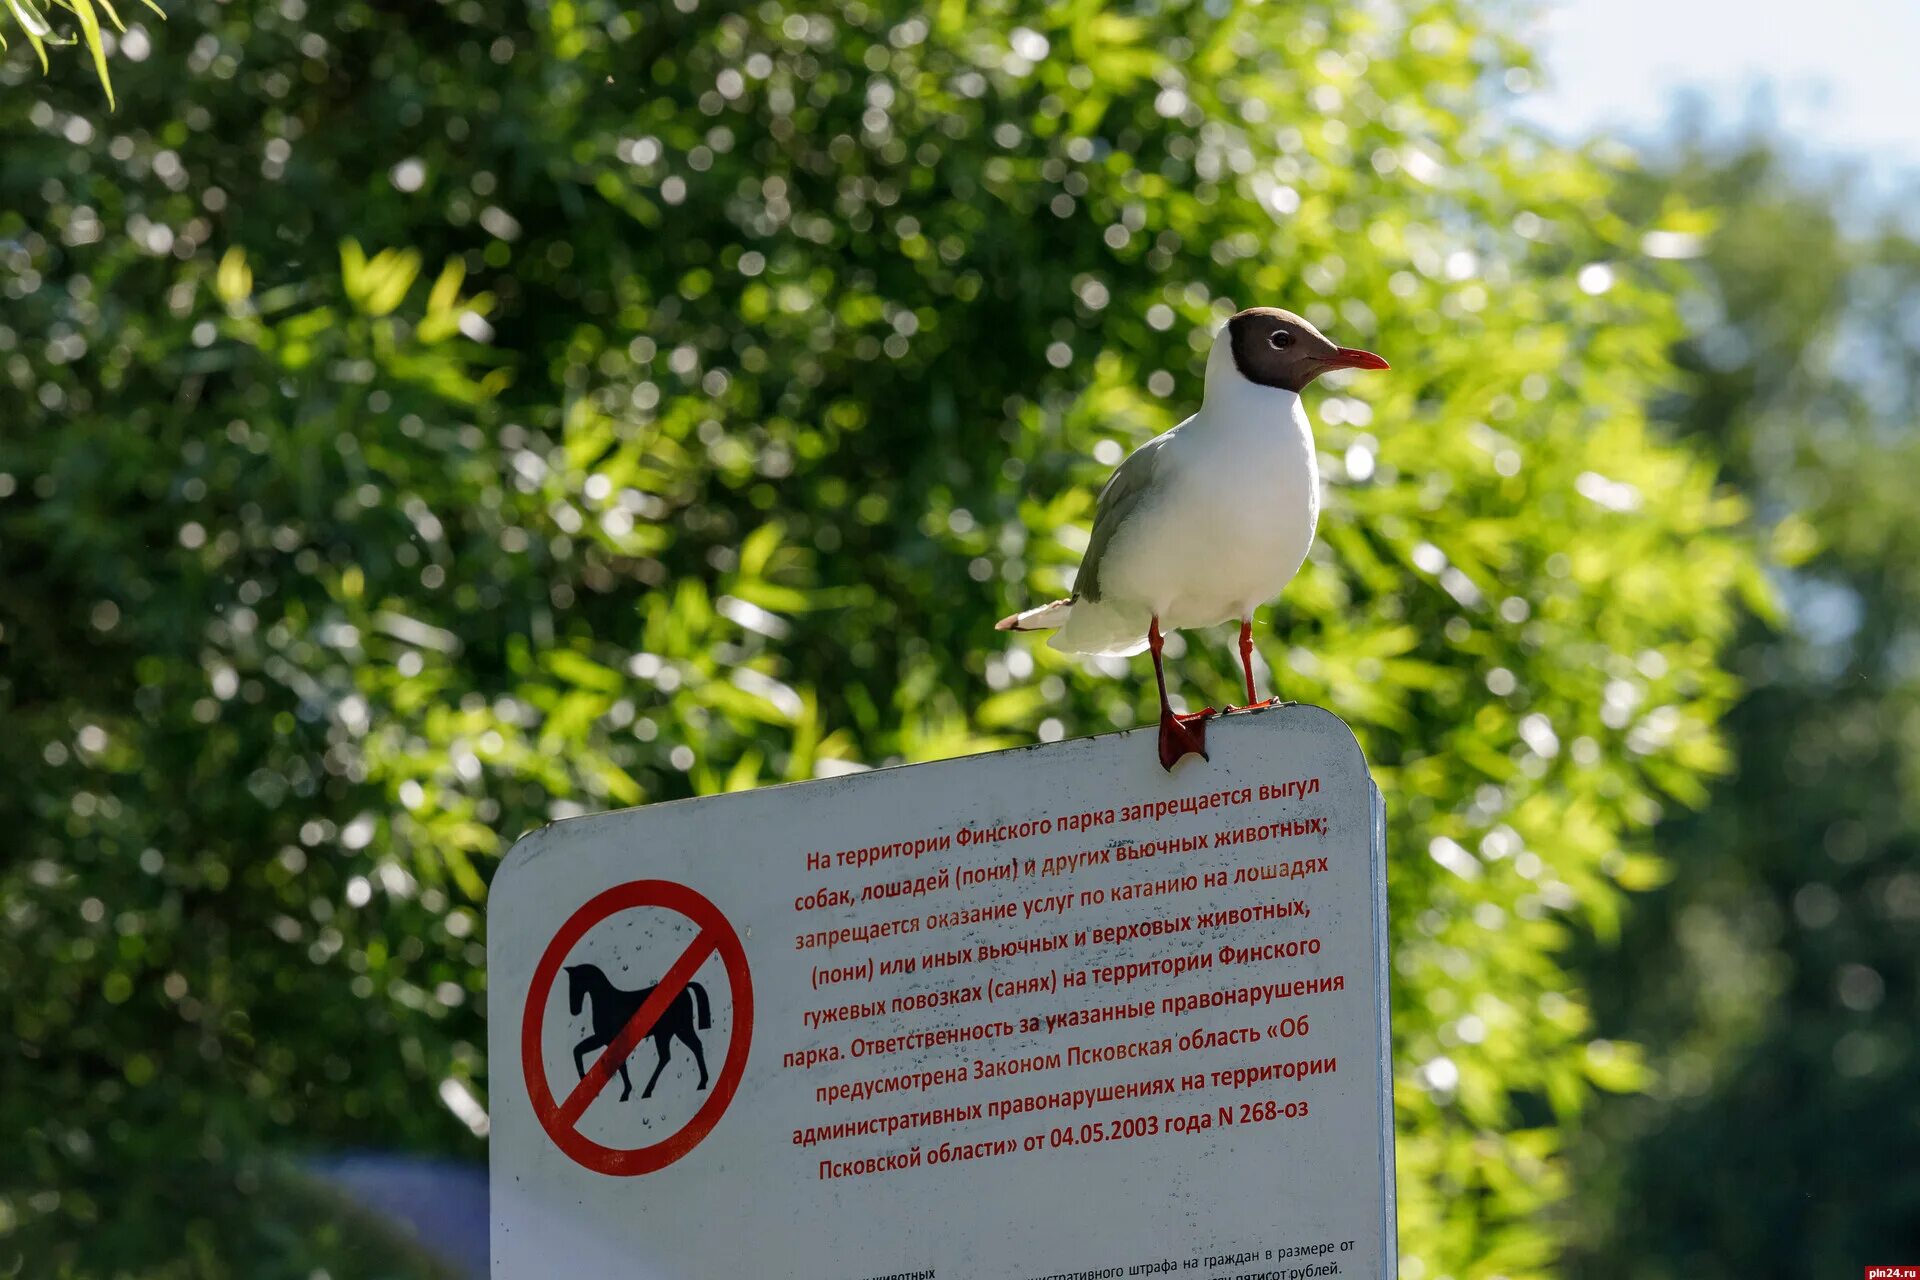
[998,307,1388,770]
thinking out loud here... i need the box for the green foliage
[0,1,1758,1275]
[1569,134,1920,1278]
[1,0,162,109]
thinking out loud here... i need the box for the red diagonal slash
[557,929,717,1128]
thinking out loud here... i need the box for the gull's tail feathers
[1000,597,1150,657]
[995,598,1074,633]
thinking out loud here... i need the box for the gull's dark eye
[1268,329,1293,350]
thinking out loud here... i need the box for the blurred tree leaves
[2,0,163,109]
[2,1,1759,1276]
[1570,131,1920,1279]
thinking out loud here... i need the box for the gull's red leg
[1238,619,1258,707]
[1235,618,1290,709]
[1150,616,1212,770]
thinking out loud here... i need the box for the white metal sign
[489,703,1395,1278]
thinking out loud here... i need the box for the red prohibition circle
[520,879,753,1176]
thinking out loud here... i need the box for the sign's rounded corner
[493,822,560,895]
[1270,701,1373,777]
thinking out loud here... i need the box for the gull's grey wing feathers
[1077,432,1173,604]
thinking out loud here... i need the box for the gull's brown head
[1226,307,1389,393]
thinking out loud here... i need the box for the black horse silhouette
[566,962,712,1101]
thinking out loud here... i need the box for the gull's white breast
[1098,391,1319,631]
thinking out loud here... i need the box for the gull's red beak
[1322,347,1389,371]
